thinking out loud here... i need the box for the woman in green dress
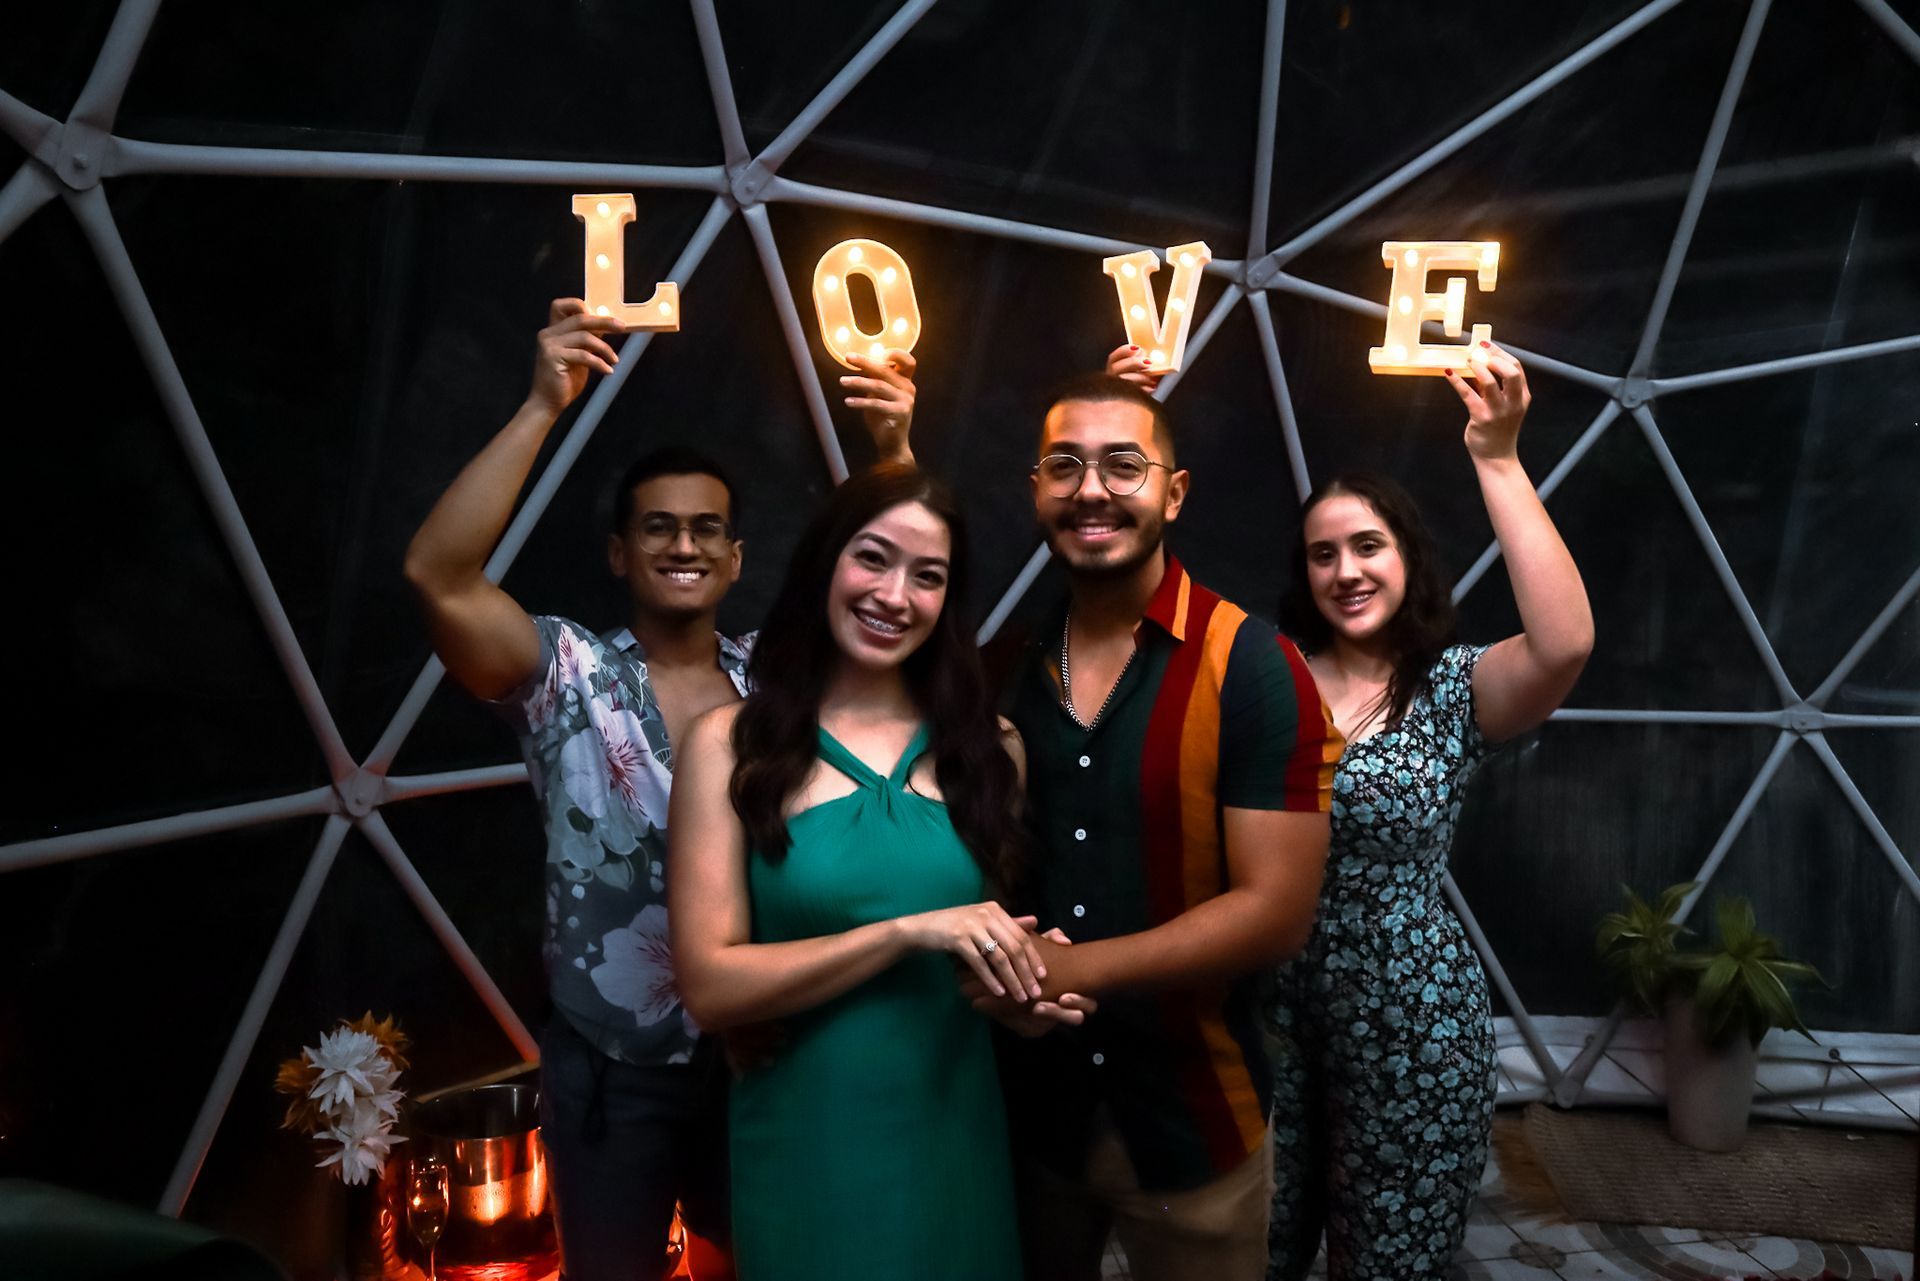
[670,465,1092,1281]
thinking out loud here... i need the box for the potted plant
[1595,884,1824,1152]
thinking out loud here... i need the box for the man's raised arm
[403,299,624,700]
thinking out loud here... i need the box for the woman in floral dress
[1261,344,1594,1280]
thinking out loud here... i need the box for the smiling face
[1303,492,1408,644]
[826,500,952,671]
[608,472,742,621]
[1033,398,1188,579]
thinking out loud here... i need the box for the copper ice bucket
[410,1083,558,1280]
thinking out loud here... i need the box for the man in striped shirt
[988,374,1340,1281]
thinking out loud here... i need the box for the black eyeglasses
[1032,451,1173,498]
[628,514,734,555]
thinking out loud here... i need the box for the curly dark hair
[1280,472,1458,728]
[730,465,1022,891]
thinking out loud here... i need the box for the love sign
[571,194,681,330]
[812,239,922,369]
[1101,241,1212,374]
[1367,241,1499,376]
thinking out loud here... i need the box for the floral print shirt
[493,616,752,1066]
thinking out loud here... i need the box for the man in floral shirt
[405,298,915,1281]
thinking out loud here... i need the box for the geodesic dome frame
[3,0,1917,1220]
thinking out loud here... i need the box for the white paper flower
[348,1087,405,1129]
[316,1105,407,1186]
[304,1028,398,1115]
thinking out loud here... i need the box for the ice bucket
[409,1082,558,1280]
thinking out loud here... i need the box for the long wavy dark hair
[730,465,1023,891]
[1281,472,1457,728]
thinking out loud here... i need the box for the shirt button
[1073,904,1086,918]
[1078,754,1091,768]
[1091,1053,1106,1066]
[1074,828,1087,841]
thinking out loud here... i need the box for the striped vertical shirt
[1001,557,1340,1190]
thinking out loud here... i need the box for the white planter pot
[1663,995,1758,1152]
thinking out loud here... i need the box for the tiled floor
[1456,1126,1913,1280]
[1098,1098,1915,1280]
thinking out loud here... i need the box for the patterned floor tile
[1480,1139,1507,1191]
[1734,1234,1914,1278]
[1550,1237,1773,1279]
[1461,1216,1526,1260]
[1862,1245,1916,1280]
[1450,1254,1570,1279]
[1497,1212,1633,1257]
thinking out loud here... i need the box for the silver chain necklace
[1059,612,1137,731]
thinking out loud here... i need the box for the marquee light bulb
[571,193,683,333]
[812,238,922,370]
[1100,240,1212,374]
[1368,240,1499,376]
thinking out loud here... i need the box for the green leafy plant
[1595,883,1825,1048]
[1594,881,1696,1015]
[1673,896,1824,1047]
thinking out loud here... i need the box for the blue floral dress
[1266,644,1499,1281]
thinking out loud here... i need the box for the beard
[1046,506,1166,580]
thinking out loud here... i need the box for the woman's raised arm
[1443,343,1595,743]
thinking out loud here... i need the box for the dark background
[2,0,1916,1263]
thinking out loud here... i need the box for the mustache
[1053,504,1135,528]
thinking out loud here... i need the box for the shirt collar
[1141,555,1194,642]
[608,627,753,681]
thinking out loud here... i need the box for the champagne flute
[406,1156,451,1280]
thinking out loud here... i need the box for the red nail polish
[1444,369,1453,376]
[1480,340,1491,348]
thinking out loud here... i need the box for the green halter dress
[729,725,1022,1280]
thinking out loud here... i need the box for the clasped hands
[954,923,1098,1040]
[722,912,1094,1076]
[891,900,1096,1038]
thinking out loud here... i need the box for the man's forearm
[1039,886,1303,999]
